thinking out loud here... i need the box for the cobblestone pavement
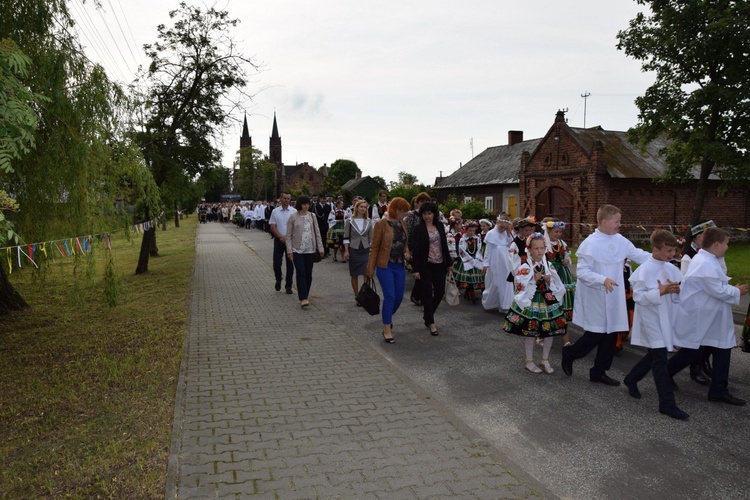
[166,222,551,499]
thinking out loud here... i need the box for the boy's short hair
[650,229,678,249]
[701,227,729,249]
[596,204,621,224]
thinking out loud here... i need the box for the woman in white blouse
[285,195,325,308]
[344,200,374,306]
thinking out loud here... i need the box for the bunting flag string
[0,217,160,273]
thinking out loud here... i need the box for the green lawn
[0,217,196,498]
[569,241,750,282]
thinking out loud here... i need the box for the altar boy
[622,230,688,420]
[667,227,748,405]
[562,205,650,385]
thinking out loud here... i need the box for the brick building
[436,110,748,243]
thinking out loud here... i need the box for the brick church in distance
[238,113,327,199]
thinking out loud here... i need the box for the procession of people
[205,192,749,421]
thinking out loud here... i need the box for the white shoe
[540,358,555,374]
[525,360,542,374]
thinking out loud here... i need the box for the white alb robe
[629,257,682,350]
[673,249,740,349]
[572,230,650,333]
[482,227,514,310]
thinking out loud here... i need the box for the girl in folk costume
[504,233,567,374]
[542,219,576,346]
[482,214,515,311]
[453,221,485,303]
[326,207,346,261]
[508,216,539,275]
[479,219,493,243]
[446,214,463,261]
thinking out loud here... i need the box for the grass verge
[0,216,196,498]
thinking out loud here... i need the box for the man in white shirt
[269,193,294,293]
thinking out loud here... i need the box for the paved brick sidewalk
[165,222,548,499]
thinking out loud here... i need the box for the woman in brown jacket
[366,197,411,343]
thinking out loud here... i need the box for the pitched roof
[435,138,542,189]
[568,126,714,179]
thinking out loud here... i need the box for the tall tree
[133,2,258,273]
[328,159,361,187]
[1,1,156,312]
[617,0,750,231]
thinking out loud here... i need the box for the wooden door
[535,187,573,239]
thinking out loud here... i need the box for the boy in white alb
[622,230,688,420]
[562,205,650,385]
[668,227,749,405]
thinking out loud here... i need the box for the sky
[71,0,654,186]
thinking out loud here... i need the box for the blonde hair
[352,200,369,219]
[597,204,621,224]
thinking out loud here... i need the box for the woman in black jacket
[410,202,453,336]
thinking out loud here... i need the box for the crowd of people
[201,192,749,421]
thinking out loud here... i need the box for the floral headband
[465,221,479,229]
[518,216,537,228]
[691,220,716,236]
[525,232,545,247]
[496,217,512,224]
[544,221,566,229]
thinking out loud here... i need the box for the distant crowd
[198,191,750,421]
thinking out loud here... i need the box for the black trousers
[668,346,731,398]
[273,237,293,288]
[419,262,447,326]
[565,331,617,380]
[626,347,678,410]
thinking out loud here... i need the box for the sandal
[525,360,542,374]
[540,358,555,374]
[382,331,395,344]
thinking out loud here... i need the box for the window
[544,154,551,166]
[309,174,314,181]
[484,196,494,214]
[562,153,569,165]
[463,196,472,203]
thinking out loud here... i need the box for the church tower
[240,113,252,150]
[269,112,282,165]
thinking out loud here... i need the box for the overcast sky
[72,0,653,186]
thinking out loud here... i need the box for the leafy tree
[617,0,750,232]
[388,171,429,202]
[371,175,387,189]
[200,167,232,203]
[321,175,341,197]
[235,146,277,200]
[1,2,157,312]
[133,2,258,273]
[328,159,361,187]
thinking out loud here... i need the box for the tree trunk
[135,227,156,274]
[685,156,714,245]
[174,201,180,228]
[0,265,30,315]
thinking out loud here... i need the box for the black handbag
[357,278,380,316]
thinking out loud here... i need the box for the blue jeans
[376,262,405,326]
[292,252,315,300]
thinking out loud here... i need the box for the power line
[69,0,130,82]
[112,0,144,69]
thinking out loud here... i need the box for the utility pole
[581,91,591,128]
[470,137,474,158]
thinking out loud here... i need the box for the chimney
[508,130,523,146]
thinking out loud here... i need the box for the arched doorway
[535,187,573,240]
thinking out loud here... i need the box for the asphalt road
[230,223,750,500]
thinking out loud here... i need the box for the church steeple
[269,112,282,165]
[240,113,252,150]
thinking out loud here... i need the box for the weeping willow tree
[0,0,160,313]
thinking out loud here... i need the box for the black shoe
[690,364,710,385]
[561,347,573,377]
[590,374,621,386]
[623,376,641,399]
[708,393,746,406]
[425,324,439,336]
[285,287,293,294]
[275,280,281,291]
[659,406,689,420]
[382,331,396,344]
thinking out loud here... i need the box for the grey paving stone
[166,223,547,499]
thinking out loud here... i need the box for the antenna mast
[581,91,591,128]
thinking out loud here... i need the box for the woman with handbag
[411,202,453,336]
[344,200,374,306]
[366,197,411,344]
[285,195,325,308]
